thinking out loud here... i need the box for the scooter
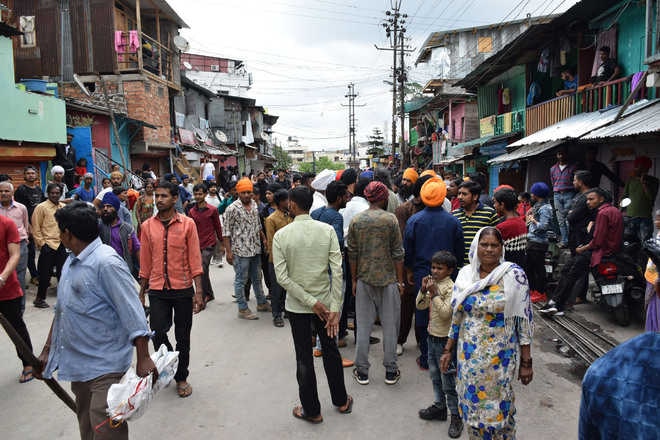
[589,198,646,326]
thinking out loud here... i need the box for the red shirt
[451,197,460,211]
[0,215,22,301]
[188,204,223,249]
[589,203,623,267]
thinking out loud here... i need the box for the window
[478,37,492,53]
[19,16,36,48]
[157,86,164,98]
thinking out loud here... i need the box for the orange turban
[420,169,437,178]
[420,177,447,208]
[236,177,253,193]
[402,167,419,183]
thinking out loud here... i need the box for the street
[0,262,644,439]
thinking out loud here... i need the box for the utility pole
[376,1,413,169]
[342,83,365,169]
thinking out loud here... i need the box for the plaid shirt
[550,163,576,192]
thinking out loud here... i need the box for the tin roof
[581,100,660,140]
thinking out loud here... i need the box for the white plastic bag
[106,345,179,422]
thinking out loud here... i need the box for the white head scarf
[452,227,533,332]
[311,169,336,191]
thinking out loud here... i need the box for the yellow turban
[420,169,437,178]
[420,177,447,208]
[402,167,419,183]
[236,177,253,193]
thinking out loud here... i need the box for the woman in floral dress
[441,227,533,439]
[133,179,156,237]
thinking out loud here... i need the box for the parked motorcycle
[589,198,646,326]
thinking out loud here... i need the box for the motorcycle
[589,198,646,326]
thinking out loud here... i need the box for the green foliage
[367,127,384,157]
[272,144,292,170]
[298,156,345,173]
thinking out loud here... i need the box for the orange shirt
[139,213,203,290]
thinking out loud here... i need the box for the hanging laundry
[527,81,542,106]
[537,48,550,73]
[502,88,511,106]
[129,30,140,53]
[497,88,504,114]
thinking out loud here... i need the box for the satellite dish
[193,127,208,143]
[182,61,192,70]
[214,130,228,143]
[73,73,91,97]
[173,35,190,52]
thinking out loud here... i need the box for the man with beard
[98,191,140,275]
[14,165,45,286]
[189,184,223,305]
[398,167,418,204]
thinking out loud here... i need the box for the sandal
[292,405,323,424]
[338,395,353,414]
[176,381,193,398]
[19,367,34,384]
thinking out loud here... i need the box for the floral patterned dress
[450,280,533,437]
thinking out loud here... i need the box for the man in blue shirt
[404,177,464,370]
[35,202,154,440]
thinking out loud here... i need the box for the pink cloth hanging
[114,31,126,61]
[128,30,140,53]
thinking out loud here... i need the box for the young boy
[416,251,463,439]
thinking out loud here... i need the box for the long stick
[0,313,77,413]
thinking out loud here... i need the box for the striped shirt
[452,203,498,263]
[550,163,576,192]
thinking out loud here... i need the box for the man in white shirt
[200,157,216,181]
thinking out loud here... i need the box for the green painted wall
[0,36,66,144]
[478,65,526,118]
[616,2,647,76]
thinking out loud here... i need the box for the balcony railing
[494,108,525,136]
[525,76,647,135]
[115,30,175,86]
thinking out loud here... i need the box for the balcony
[115,30,177,88]
[525,76,647,135]
[480,108,525,138]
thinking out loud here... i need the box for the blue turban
[101,191,121,212]
[530,182,550,198]
[360,170,374,180]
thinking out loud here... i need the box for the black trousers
[149,289,193,382]
[27,237,38,277]
[551,251,590,310]
[289,311,348,417]
[339,256,354,340]
[268,262,286,319]
[200,247,215,299]
[398,280,417,345]
[526,242,548,294]
[36,244,67,301]
[0,296,33,367]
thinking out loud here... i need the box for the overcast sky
[168,0,578,151]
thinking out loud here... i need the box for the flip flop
[292,405,323,424]
[176,381,193,398]
[19,368,34,384]
[338,395,353,414]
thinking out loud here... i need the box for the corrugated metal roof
[488,140,564,164]
[509,99,657,148]
[582,100,660,140]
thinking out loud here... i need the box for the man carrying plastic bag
[34,202,157,440]
[107,345,179,422]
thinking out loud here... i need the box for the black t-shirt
[14,184,45,220]
[567,192,595,250]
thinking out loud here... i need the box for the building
[181,53,253,98]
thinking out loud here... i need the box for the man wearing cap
[99,191,140,273]
[526,182,554,303]
[49,165,70,202]
[224,177,271,320]
[399,167,418,204]
[347,181,405,386]
[623,156,659,243]
[404,177,464,370]
[74,173,95,203]
[31,183,66,308]
[310,169,336,213]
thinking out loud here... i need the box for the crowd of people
[0,146,658,439]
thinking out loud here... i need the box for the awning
[437,153,472,165]
[404,97,433,114]
[581,100,660,140]
[488,140,564,164]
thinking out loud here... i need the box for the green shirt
[272,214,343,313]
[624,175,659,218]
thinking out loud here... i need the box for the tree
[299,156,344,174]
[367,127,384,157]
[272,144,292,170]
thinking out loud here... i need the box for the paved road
[0,262,643,439]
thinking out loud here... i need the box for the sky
[167,0,578,151]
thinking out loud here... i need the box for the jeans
[36,244,67,302]
[149,289,193,382]
[71,373,127,440]
[550,251,591,310]
[268,262,286,319]
[428,335,458,415]
[0,296,33,367]
[289,311,348,417]
[232,255,267,310]
[200,247,215,299]
[27,237,38,278]
[17,240,28,313]
[554,191,575,245]
[355,280,400,374]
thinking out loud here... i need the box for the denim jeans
[428,335,458,415]
[554,191,575,245]
[233,255,267,310]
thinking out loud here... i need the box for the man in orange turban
[235,177,253,194]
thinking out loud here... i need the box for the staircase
[174,154,201,184]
